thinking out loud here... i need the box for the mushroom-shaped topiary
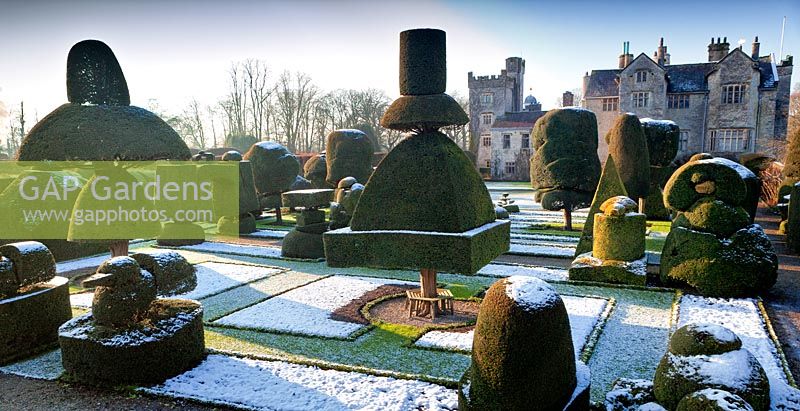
[459,276,589,410]
[325,129,374,186]
[529,108,601,231]
[17,40,191,258]
[660,159,777,296]
[606,113,650,212]
[244,141,300,224]
[641,118,680,220]
[653,323,770,411]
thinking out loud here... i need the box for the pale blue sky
[0,0,797,123]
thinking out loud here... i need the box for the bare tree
[5,102,24,158]
[274,71,318,152]
[441,90,470,150]
[789,82,799,141]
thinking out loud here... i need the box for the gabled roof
[620,53,665,74]
[492,110,547,129]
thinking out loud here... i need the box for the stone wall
[618,55,667,119]
[584,97,618,161]
[705,50,760,154]
[488,126,532,180]
[664,93,707,155]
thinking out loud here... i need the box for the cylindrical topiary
[399,28,446,96]
[641,119,679,220]
[593,196,646,261]
[459,276,589,410]
[606,113,650,210]
[653,323,770,411]
[325,129,374,186]
[530,108,601,230]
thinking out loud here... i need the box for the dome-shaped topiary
[606,113,650,202]
[676,389,755,411]
[224,134,259,154]
[243,141,300,196]
[459,276,588,410]
[325,129,374,186]
[654,324,770,411]
[304,153,330,188]
[530,107,601,230]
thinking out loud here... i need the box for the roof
[665,63,714,92]
[585,69,620,97]
[585,52,779,97]
[492,110,547,129]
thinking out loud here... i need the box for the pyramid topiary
[529,108,601,230]
[606,113,650,211]
[575,156,628,256]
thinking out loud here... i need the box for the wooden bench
[405,288,454,320]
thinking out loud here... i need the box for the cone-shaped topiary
[325,129,374,186]
[530,108,601,230]
[575,156,628,256]
[654,324,770,411]
[606,113,650,208]
[459,276,589,410]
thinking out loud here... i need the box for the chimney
[708,36,730,62]
[619,41,634,69]
[655,37,668,66]
[751,36,760,60]
[562,91,574,107]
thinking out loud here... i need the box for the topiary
[303,153,330,189]
[660,160,777,296]
[676,389,755,411]
[325,129,374,186]
[244,141,300,223]
[459,276,588,410]
[641,119,679,220]
[575,156,628,256]
[654,324,770,411]
[529,108,601,230]
[781,127,800,199]
[224,134,259,154]
[606,113,650,210]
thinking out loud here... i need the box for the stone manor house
[469,57,550,180]
[583,37,793,161]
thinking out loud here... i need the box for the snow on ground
[510,232,578,243]
[508,243,576,257]
[174,262,284,300]
[478,263,568,281]
[171,242,285,259]
[213,276,412,338]
[678,295,800,408]
[142,354,458,411]
[56,254,108,274]
[243,229,288,239]
[0,349,64,380]
[415,295,608,357]
[70,292,94,308]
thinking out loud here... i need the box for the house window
[668,94,690,109]
[485,160,491,168]
[481,113,493,125]
[481,134,491,147]
[505,161,516,175]
[632,92,649,108]
[502,134,511,149]
[679,131,689,150]
[722,84,745,104]
[635,70,648,82]
[710,129,750,152]
[602,97,619,112]
[480,93,494,105]
[521,134,530,149]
